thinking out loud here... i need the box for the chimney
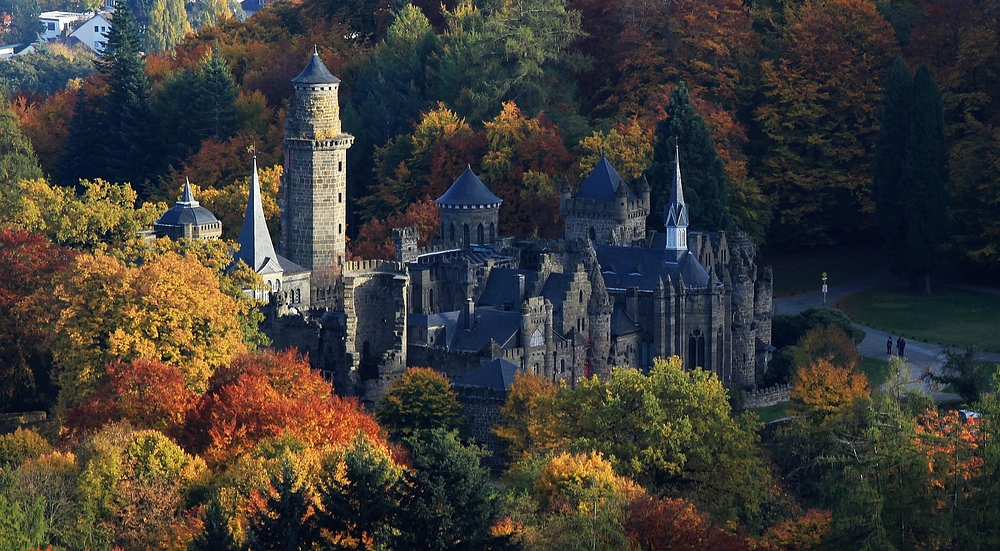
[464,297,475,330]
[512,274,525,308]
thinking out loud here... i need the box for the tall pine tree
[646,82,728,231]
[0,94,43,187]
[903,65,950,294]
[873,61,950,294]
[193,41,238,141]
[64,1,156,190]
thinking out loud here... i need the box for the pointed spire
[235,156,280,272]
[178,177,199,207]
[668,143,687,219]
[664,142,689,258]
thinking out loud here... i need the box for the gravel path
[772,270,1000,400]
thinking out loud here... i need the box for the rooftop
[436,166,503,207]
[292,50,340,85]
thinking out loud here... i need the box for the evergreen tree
[245,455,320,551]
[392,429,502,550]
[872,57,913,271]
[646,82,728,231]
[0,0,42,45]
[193,41,238,141]
[64,2,157,190]
[903,65,950,294]
[0,94,43,187]
[190,499,240,551]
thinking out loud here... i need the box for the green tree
[245,454,320,551]
[646,82,729,231]
[193,41,238,142]
[190,498,240,551]
[376,367,464,442]
[902,65,950,294]
[145,0,189,52]
[0,494,48,551]
[317,434,401,550]
[0,0,42,45]
[0,93,43,187]
[393,429,502,551]
[0,44,96,96]
[872,57,913,274]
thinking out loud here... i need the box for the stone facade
[280,56,354,308]
[560,159,650,246]
[439,204,500,247]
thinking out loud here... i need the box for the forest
[2,0,1000,548]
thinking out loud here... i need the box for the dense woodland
[2,0,1000,548]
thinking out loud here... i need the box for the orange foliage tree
[790,357,869,420]
[763,509,832,550]
[187,349,383,465]
[64,358,198,442]
[349,197,440,260]
[913,409,984,510]
[625,493,764,551]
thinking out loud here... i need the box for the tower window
[338,224,342,234]
[339,161,343,172]
[339,192,342,203]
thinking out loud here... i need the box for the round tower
[436,165,502,247]
[281,48,354,297]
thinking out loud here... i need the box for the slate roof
[453,358,522,391]
[234,157,281,273]
[276,254,309,276]
[450,308,521,351]
[574,156,638,203]
[539,272,573,309]
[611,303,643,337]
[477,268,539,307]
[436,166,503,207]
[155,178,220,227]
[292,50,340,85]
[596,246,711,290]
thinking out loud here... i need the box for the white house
[39,11,89,41]
[69,12,112,53]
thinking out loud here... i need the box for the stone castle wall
[742,384,790,409]
[342,261,408,400]
[439,205,499,246]
[455,387,507,470]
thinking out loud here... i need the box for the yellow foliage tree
[790,357,869,420]
[25,252,248,409]
[493,371,565,462]
[577,119,654,182]
[196,164,282,242]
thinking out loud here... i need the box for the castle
[156,52,774,402]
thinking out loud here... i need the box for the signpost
[822,272,828,306]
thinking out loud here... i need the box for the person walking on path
[900,337,906,357]
[897,337,903,356]
[887,337,894,355]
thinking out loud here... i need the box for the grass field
[749,402,792,423]
[859,356,893,388]
[760,244,885,297]
[837,286,1000,352]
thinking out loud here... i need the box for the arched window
[428,289,434,312]
[477,223,484,244]
[463,224,470,245]
[530,329,544,347]
[589,227,597,241]
[560,359,565,373]
[687,329,706,369]
[490,223,495,242]
[449,223,455,241]
[579,290,584,303]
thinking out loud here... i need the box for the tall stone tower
[281,49,354,306]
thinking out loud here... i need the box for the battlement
[343,259,407,275]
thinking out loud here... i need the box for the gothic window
[589,227,597,241]
[560,359,565,373]
[490,223,495,242]
[477,223,484,244]
[579,290,583,303]
[428,289,434,312]
[687,329,706,369]
[449,223,455,241]
[530,329,544,347]
[463,224,470,244]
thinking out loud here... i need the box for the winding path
[772,270,1000,400]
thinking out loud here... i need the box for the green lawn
[748,402,792,424]
[837,286,1000,352]
[760,244,886,297]
[859,356,893,388]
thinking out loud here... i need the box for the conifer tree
[190,499,239,551]
[646,82,728,231]
[903,65,950,294]
[246,455,320,551]
[872,57,913,271]
[0,0,42,45]
[0,94,43,187]
[193,41,238,141]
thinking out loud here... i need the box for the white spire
[664,143,689,258]
[178,177,199,207]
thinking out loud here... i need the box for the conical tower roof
[436,165,502,206]
[292,48,341,85]
[235,157,280,273]
[664,145,689,228]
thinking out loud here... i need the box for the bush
[0,428,52,470]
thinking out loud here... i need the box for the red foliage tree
[350,197,440,260]
[187,349,383,465]
[625,494,767,551]
[64,358,197,442]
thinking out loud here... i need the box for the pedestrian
[887,337,893,355]
[900,337,906,357]
[896,336,902,356]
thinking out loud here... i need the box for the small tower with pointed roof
[281,48,354,306]
[664,145,689,260]
[153,178,223,240]
[436,165,503,247]
[561,156,648,246]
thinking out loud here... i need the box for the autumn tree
[0,230,73,412]
[245,453,321,551]
[0,93,43,188]
[145,0,190,53]
[493,370,564,462]
[755,0,898,246]
[626,494,761,551]
[790,358,869,422]
[646,82,728,231]
[376,367,464,442]
[25,251,249,409]
[577,119,653,182]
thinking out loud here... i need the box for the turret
[559,176,572,218]
[614,178,629,222]
[636,175,651,212]
[436,165,502,247]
